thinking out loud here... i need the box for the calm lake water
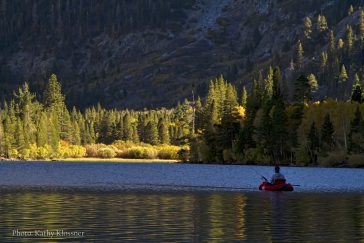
[0,162,363,242]
[0,191,363,242]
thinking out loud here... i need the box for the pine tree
[158,118,170,144]
[340,64,348,82]
[354,73,360,84]
[145,121,159,145]
[296,40,304,69]
[72,121,81,145]
[272,66,281,102]
[348,5,354,16]
[255,104,273,158]
[37,112,48,147]
[320,52,328,82]
[60,107,72,142]
[203,103,219,162]
[14,83,38,145]
[294,75,310,103]
[307,74,319,95]
[137,115,146,143]
[263,66,274,101]
[216,76,227,115]
[43,74,69,145]
[220,84,239,149]
[258,71,264,87]
[50,111,61,149]
[321,114,334,149]
[317,15,328,33]
[338,38,344,50]
[123,112,133,141]
[241,86,248,108]
[348,106,364,153]
[132,125,139,143]
[351,82,363,103]
[115,119,124,140]
[44,74,65,111]
[194,97,204,133]
[346,25,354,53]
[3,102,17,156]
[360,10,364,48]
[329,30,335,55]
[99,112,114,144]
[271,99,288,161]
[251,79,262,109]
[15,118,26,154]
[304,17,312,39]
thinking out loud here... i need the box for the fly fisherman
[270,165,286,184]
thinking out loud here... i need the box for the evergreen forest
[1,5,364,167]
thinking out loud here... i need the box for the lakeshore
[2,157,364,168]
[0,157,179,163]
[59,158,179,163]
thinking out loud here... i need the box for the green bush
[119,147,158,159]
[157,145,180,160]
[73,142,187,160]
[97,147,116,158]
[118,147,143,159]
[60,145,86,158]
[36,145,52,159]
[85,144,109,157]
[8,149,19,159]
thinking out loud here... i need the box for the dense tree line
[0,74,193,159]
[190,73,364,167]
[190,3,364,167]
[1,72,364,166]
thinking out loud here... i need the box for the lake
[0,162,363,242]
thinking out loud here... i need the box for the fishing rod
[249,167,268,182]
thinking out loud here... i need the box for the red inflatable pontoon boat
[259,180,294,191]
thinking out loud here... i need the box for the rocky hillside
[0,0,361,109]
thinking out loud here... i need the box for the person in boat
[270,165,286,184]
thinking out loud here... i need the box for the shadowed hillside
[0,0,363,109]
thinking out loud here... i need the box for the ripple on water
[0,191,363,242]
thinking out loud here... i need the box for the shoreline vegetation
[0,74,364,168]
[2,8,364,169]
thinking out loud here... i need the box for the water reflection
[0,191,362,242]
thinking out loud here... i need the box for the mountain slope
[0,0,361,109]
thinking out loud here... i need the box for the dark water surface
[0,162,363,242]
[0,191,363,242]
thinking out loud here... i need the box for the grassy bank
[2,140,189,162]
